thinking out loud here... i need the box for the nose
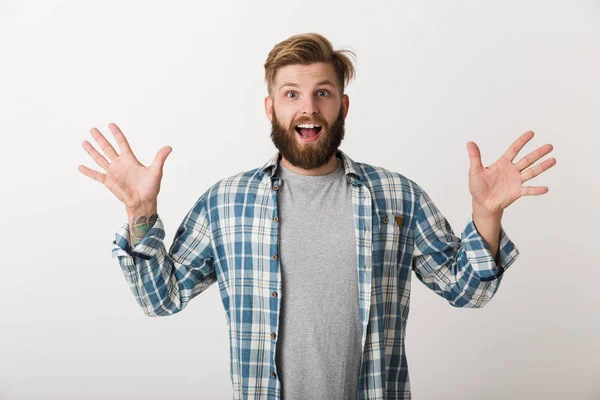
[301,96,318,116]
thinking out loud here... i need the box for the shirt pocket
[374,212,412,322]
[373,212,406,269]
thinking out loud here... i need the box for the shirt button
[274,216,279,222]
[271,332,276,339]
[271,372,276,378]
[273,186,279,191]
[272,254,278,260]
[271,291,278,298]
[382,217,388,223]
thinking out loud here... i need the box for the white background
[1,1,598,399]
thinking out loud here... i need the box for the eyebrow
[278,79,337,91]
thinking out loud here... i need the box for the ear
[342,94,350,119]
[264,95,273,122]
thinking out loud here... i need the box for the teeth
[296,123,320,129]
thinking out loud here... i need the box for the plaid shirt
[112,149,520,400]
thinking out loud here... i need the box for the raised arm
[79,123,217,316]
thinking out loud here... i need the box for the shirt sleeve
[411,186,520,308]
[111,191,217,316]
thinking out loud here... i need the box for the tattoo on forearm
[130,213,158,247]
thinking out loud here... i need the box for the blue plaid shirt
[112,149,520,399]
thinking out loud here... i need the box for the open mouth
[294,123,322,142]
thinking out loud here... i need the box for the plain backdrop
[1,1,598,399]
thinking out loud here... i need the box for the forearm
[112,191,218,316]
[471,198,503,264]
[127,200,158,249]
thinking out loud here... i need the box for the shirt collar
[260,149,364,186]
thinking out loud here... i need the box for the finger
[515,143,554,172]
[520,186,549,196]
[82,140,111,171]
[150,146,173,176]
[503,130,535,163]
[90,127,119,161]
[78,164,106,184]
[108,122,133,155]
[467,141,484,174]
[521,157,557,183]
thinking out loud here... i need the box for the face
[265,62,349,171]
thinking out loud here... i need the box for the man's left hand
[467,130,556,215]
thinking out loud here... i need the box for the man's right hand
[78,122,172,213]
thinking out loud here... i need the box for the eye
[285,91,296,98]
[317,89,329,97]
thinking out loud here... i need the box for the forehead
[274,62,339,89]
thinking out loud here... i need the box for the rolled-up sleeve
[111,191,217,316]
[411,186,520,308]
[460,213,520,282]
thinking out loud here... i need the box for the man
[78,33,556,400]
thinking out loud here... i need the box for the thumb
[466,141,484,175]
[150,146,173,176]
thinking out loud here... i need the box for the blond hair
[264,33,356,95]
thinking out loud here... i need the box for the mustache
[290,116,328,128]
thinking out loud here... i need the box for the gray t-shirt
[274,155,362,400]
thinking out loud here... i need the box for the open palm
[78,122,172,210]
[467,130,556,214]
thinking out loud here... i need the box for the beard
[270,106,345,171]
